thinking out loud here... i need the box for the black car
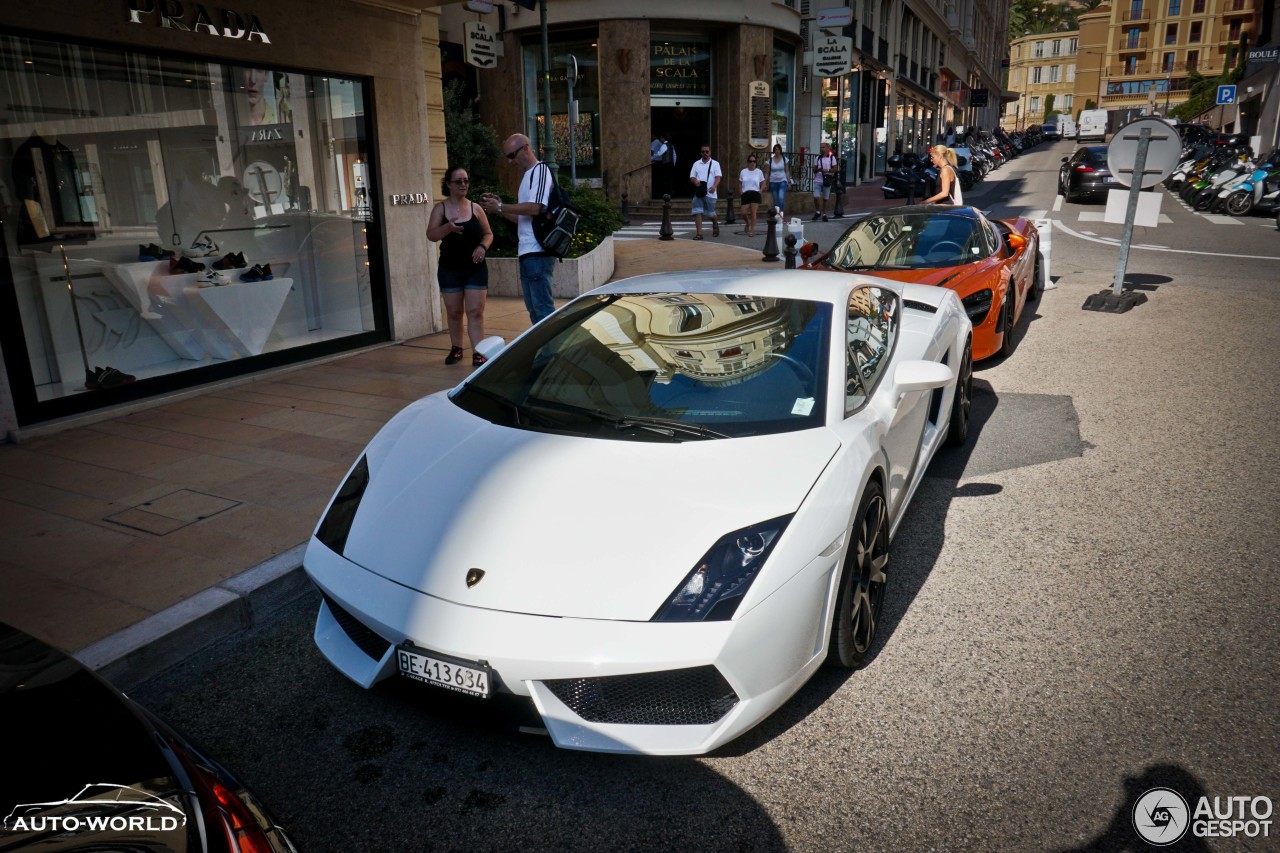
[1058,145,1117,202]
[0,622,296,851]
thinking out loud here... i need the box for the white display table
[103,260,292,360]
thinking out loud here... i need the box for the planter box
[486,235,615,300]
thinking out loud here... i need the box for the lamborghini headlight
[652,516,793,623]
[315,456,369,556]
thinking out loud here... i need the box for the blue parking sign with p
[1217,85,1236,105]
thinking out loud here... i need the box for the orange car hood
[852,264,983,291]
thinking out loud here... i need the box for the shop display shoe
[196,270,230,287]
[139,243,175,261]
[184,237,219,258]
[212,251,247,270]
[84,365,137,390]
[239,263,274,282]
[168,256,205,274]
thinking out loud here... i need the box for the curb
[75,545,313,690]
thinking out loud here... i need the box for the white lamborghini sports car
[304,269,973,755]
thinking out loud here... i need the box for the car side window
[845,286,899,416]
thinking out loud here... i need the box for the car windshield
[823,211,986,270]
[451,292,831,440]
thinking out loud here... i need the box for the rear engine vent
[544,666,739,726]
[323,593,392,661]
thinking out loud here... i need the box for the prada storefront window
[0,34,382,422]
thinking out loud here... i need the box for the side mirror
[893,360,953,394]
[1061,156,1069,163]
[1005,233,1027,254]
[800,241,820,261]
[474,335,506,361]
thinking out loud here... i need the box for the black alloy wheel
[829,481,889,669]
[1225,191,1254,216]
[944,340,973,448]
[1028,248,1044,301]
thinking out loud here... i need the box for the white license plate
[1104,176,1117,183]
[397,646,491,698]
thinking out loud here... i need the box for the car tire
[828,480,889,669]
[944,340,972,448]
[1028,249,1044,301]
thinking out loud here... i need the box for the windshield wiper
[460,383,554,427]
[525,397,728,439]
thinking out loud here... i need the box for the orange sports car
[801,204,1042,360]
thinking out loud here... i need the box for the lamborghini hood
[335,393,839,622]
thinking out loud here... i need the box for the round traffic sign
[1106,118,1182,189]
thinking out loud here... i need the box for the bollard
[659,194,674,241]
[762,208,780,262]
[784,234,797,269]
[621,190,630,221]
[832,158,846,218]
[724,191,736,225]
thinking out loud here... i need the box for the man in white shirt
[689,144,722,239]
[812,141,838,222]
[480,133,555,323]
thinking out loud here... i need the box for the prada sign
[389,193,430,205]
[126,1,271,44]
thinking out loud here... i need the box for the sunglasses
[701,150,710,155]
[449,178,469,185]
[505,143,528,161]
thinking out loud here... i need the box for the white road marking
[1052,219,1280,260]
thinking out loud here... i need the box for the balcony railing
[1122,8,1151,21]
[1224,0,1255,13]
[1219,27,1248,42]
[1117,35,1149,51]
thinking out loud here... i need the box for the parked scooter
[881,153,938,202]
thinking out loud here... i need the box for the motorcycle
[881,153,938,202]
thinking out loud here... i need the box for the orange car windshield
[825,212,985,271]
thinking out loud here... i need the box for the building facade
[1004,0,1267,132]
[1003,31,1082,130]
[444,0,1009,199]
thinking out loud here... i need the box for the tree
[1044,93,1056,116]
[441,79,501,187]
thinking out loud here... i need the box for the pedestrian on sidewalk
[689,144,722,239]
[812,142,837,221]
[766,143,792,217]
[428,166,492,365]
[651,132,673,198]
[481,133,555,324]
[737,155,765,237]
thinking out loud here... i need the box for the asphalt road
[136,141,1280,852]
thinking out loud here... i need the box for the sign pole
[1110,126,1150,295]
[539,0,557,178]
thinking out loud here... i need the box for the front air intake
[543,666,739,726]
[322,593,392,661]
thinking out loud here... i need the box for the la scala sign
[813,35,853,77]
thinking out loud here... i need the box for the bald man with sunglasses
[481,133,556,323]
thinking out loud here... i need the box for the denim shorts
[691,195,718,217]
[438,265,488,293]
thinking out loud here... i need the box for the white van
[1058,115,1078,139]
[1078,109,1109,142]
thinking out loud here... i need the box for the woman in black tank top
[427,166,494,366]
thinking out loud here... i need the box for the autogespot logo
[3,783,186,835]
[1133,787,1190,845]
